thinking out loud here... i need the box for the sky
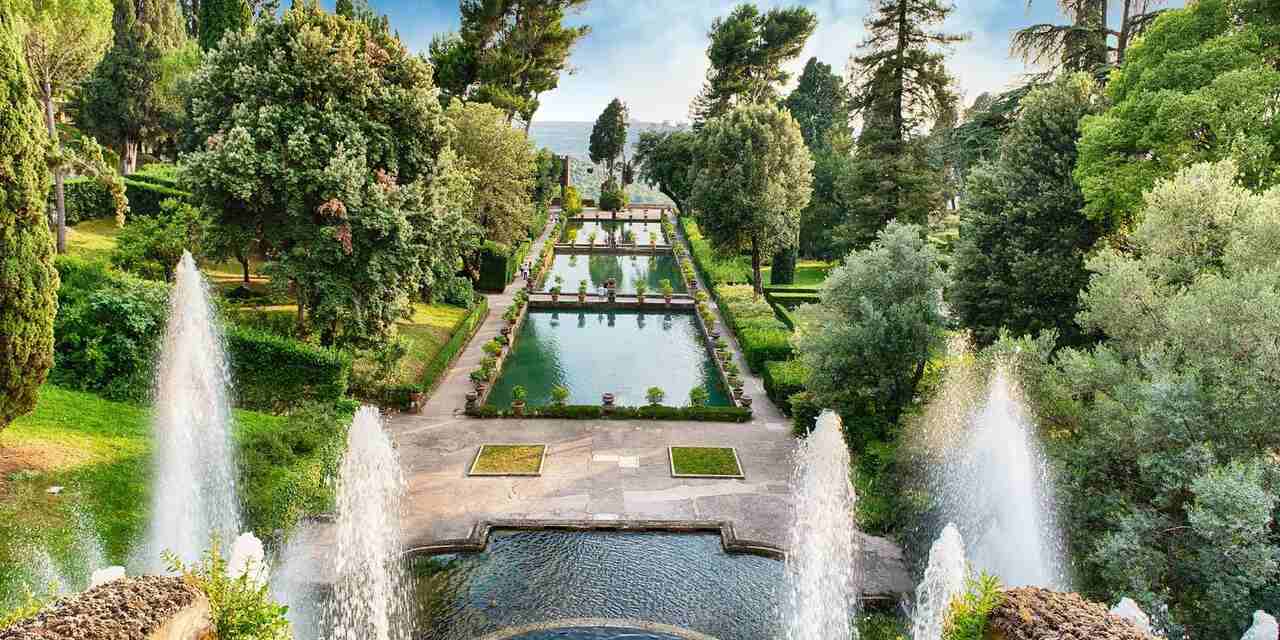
[350,0,1186,123]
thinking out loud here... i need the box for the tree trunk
[239,251,250,285]
[42,83,67,254]
[121,139,138,175]
[294,282,306,337]
[751,236,763,297]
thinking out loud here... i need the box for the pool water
[411,531,783,640]
[542,254,686,295]
[487,311,730,408]
[562,221,666,246]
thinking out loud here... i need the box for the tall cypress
[0,0,58,430]
[198,0,251,50]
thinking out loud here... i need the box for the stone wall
[0,576,212,640]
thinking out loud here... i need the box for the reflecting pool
[487,311,730,408]
[541,254,686,295]
[562,221,666,246]
[411,531,782,640]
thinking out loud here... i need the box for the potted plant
[470,369,488,393]
[739,395,753,409]
[511,385,527,416]
[658,279,673,304]
[588,231,598,248]
[646,386,665,406]
[578,279,588,303]
[635,280,647,304]
[689,386,709,408]
[551,384,570,406]
[483,340,502,358]
[551,275,563,302]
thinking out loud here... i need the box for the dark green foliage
[122,177,189,217]
[784,57,850,152]
[53,176,189,224]
[714,284,793,372]
[589,98,628,180]
[762,359,806,415]
[58,177,118,224]
[949,73,1105,349]
[50,256,168,401]
[111,198,203,281]
[197,0,251,50]
[476,240,529,292]
[470,403,753,422]
[785,57,854,261]
[597,179,627,213]
[764,290,819,309]
[788,391,819,436]
[434,275,476,309]
[0,0,58,429]
[224,326,352,413]
[858,613,909,640]
[634,130,697,214]
[769,246,796,285]
[334,0,353,16]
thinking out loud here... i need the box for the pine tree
[198,0,251,50]
[0,0,58,431]
[334,0,352,16]
[588,98,628,181]
[1012,1,1169,75]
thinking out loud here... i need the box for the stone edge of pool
[473,618,720,640]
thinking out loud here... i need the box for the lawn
[64,219,122,262]
[760,260,833,289]
[0,386,348,608]
[669,446,743,477]
[469,444,546,475]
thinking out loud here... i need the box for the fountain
[142,251,240,570]
[1242,611,1278,640]
[782,411,860,640]
[325,406,412,640]
[1109,598,1153,635]
[911,524,967,640]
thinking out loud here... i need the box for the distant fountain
[911,524,967,640]
[143,251,240,569]
[325,406,411,640]
[782,411,860,640]
[1110,598,1153,635]
[926,355,1066,589]
[1242,611,1278,640]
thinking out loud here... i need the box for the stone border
[466,443,548,477]
[475,618,720,640]
[404,519,784,560]
[668,446,745,479]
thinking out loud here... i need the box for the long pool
[487,311,730,408]
[541,254,686,295]
[562,221,666,246]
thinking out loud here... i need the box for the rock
[1241,611,1278,640]
[89,566,126,588]
[0,575,211,640]
[986,587,1156,640]
[1110,598,1153,634]
[856,531,915,597]
[45,486,62,495]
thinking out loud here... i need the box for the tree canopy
[634,129,698,214]
[783,57,849,152]
[445,99,536,247]
[588,97,628,181]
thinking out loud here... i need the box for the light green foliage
[0,0,57,431]
[858,612,908,640]
[795,221,946,432]
[589,98,628,180]
[166,539,291,640]
[688,386,709,408]
[949,73,1106,349]
[562,185,583,215]
[634,130,697,214]
[690,103,813,295]
[111,198,203,281]
[691,2,816,122]
[446,99,536,246]
[196,0,250,50]
[942,573,1004,640]
[598,178,627,213]
[550,384,569,406]
[1009,161,1280,637]
[1075,0,1280,228]
[0,583,57,628]
[645,386,664,406]
[18,0,112,95]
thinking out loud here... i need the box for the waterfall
[142,251,240,570]
[911,524,967,640]
[782,411,860,640]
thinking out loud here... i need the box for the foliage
[858,613,908,640]
[688,386,709,408]
[634,130,697,214]
[471,402,752,422]
[679,217,751,285]
[184,4,464,347]
[166,538,291,640]
[589,98,628,180]
[691,2,816,123]
[942,573,1004,640]
[1012,0,1164,77]
[762,359,806,415]
[784,57,851,152]
[18,0,112,102]
[477,240,528,292]
[598,177,628,213]
[690,103,813,294]
[795,222,946,432]
[196,0,250,50]
[428,0,589,126]
[799,130,855,260]
[1010,161,1280,637]
[434,275,476,309]
[769,246,796,285]
[225,326,352,413]
[111,198,203,281]
[562,185,583,215]
[1074,0,1280,229]
[446,99,536,246]
[550,384,569,406]
[510,384,527,403]
[532,147,563,211]
[0,0,57,432]
[714,284,793,372]
[949,73,1106,349]
[645,386,665,406]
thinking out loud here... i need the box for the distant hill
[528,121,684,205]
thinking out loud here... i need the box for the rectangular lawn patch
[669,446,744,478]
[468,444,547,476]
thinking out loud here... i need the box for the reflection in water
[488,311,730,408]
[562,221,666,246]
[543,254,684,295]
[411,531,781,640]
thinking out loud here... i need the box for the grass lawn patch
[669,446,744,478]
[0,386,349,608]
[761,260,832,289]
[468,444,546,476]
[64,219,121,261]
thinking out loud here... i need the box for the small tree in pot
[511,385,528,416]
[646,386,665,406]
[635,280,648,303]
[689,386,709,408]
[550,275,563,302]
[659,279,673,304]
[551,384,570,406]
[578,279,588,303]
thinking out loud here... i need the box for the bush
[714,284,794,371]
[681,217,751,285]
[646,386,665,406]
[551,384,569,405]
[111,198,204,281]
[133,162,183,188]
[763,359,807,415]
[418,297,488,396]
[599,181,629,212]
[770,246,797,285]
[224,326,353,413]
[58,177,117,225]
[165,539,291,640]
[943,573,1004,640]
[528,204,548,240]
[563,185,583,215]
[476,240,530,292]
[122,178,190,219]
[790,391,820,436]
[689,386,709,407]
[433,275,476,309]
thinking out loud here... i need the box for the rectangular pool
[542,254,686,295]
[562,220,666,245]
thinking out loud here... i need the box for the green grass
[0,386,348,608]
[761,260,833,289]
[470,445,545,475]
[670,446,742,476]
[64,218,122,261]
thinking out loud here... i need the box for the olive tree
[689,103,812,295]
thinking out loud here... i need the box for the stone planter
[511,400,526,416]
[465,391,478,410]
[474,382,487,395]
[578,292,587,303]
[739,396,753,408]
[551,292,560,303]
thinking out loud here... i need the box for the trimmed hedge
[469,403,753,422]
[54,176,191,224]
[714,284,793,372]
[789,391,821,436]
[131,163,183,189]
[123,178,189,218]
[769,300,797,330]
[224,326,352,413]
[765,290,821,309]
[476,240,531,293]
[680,217,751,286]
[762,359,807,416]
[420,296,488,395]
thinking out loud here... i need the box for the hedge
[131,163,183,189]
[770,300,797,330]
[224,325,353,413]
[713,284,793,372]
[123,178,190,218]
[476,240,531,293]
[469,403,753,422]
[680,217,751,286]
[762,359,807,416]
[53,176,191,224]
[420,296,488,395]
[789,391,821,436]
[765,290,821,309]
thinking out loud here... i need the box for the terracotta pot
[740,396,753,408]
[511,400,526,416]
[501,326,511,336]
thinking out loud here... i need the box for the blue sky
[349,0,1185,123]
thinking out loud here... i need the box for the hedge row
[469,403,753,422]
[713,284,793,372]
[131,163,183,189]
[419,296,489,396]
[680,217,752,286]
[476,240,532,293]
[762,359,807,416]
[765,291,821,309]
[53,176,190,224]
[224,326,353,413]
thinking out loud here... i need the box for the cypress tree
[198,0,251,50]
[0,0,58,431]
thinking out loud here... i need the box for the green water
[488,311,731,408]
[562,220,666,245]
[542,254,686,294]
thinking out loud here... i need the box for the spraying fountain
[911,524,967,640]
[324,406,411,640]
[782,410,860,640]
[142,251,241,569]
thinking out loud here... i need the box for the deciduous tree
[197,0,250,50]
[445,99,536,247]
[634,129,697,214]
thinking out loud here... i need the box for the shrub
[511,385,528,403]
[419,297,487,396]
[790,391,820,436]
[122,178,191,219]
[763,359,807,415]
[482,339,502,357]
[943,573,1004,640]
[111,198,204,281]
[551,384,569,406]
[224,326,353,413]
[166,539,291,640]
[770,246,797,285]
[599,179,628,212]
[681,217,751,285]
[646,386,665,406]
[58,177,118,224]
[476,240,530,292]
[689,386,709,407]
[132,163,183,189]
[714,284,794,371]
[659,279,673,297]
[563,185,583,215]
[434,275,476,309]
